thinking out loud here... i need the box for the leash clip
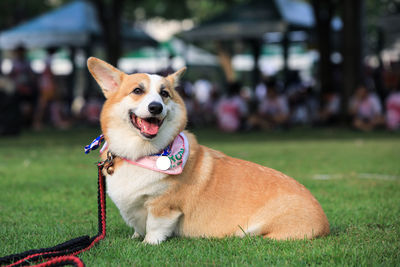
[106,151,114,163]
[104,151,115,175]
[97,151,115,175]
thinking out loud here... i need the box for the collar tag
[156,156,172,170]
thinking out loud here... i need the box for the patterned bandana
[84,132,189,175]
[123,132,189,175]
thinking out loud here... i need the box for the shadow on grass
[327,225,343,237]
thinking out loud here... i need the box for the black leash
[0,163,107,267]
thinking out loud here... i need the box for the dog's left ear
[167,67,186,88]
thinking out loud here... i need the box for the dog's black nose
[148,101,163,115]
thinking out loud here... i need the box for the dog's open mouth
[130,112,163,138]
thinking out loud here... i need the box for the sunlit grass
[1,127,399,266]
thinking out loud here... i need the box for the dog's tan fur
[88,57,329,244]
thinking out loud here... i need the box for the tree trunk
[282,31,289,89]
[311,0,334,94]
[91,0,124,66]
[342,0,364,118]
[250,39,262,90]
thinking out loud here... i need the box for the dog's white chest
[106,161,169,235]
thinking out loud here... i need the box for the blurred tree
[311,0,336,94]
[0,0,245,67]
[310,0,399,119]
[0,0,43,31]
[91,0,245,66]
[124,0,245,23]
[0,0,65,31]
[364,0,400,102]
[341,0,364,118]
[90,0,125,66]
[365,0,400,56]
[123,0,246,84]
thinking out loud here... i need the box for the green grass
[1,127,399,266]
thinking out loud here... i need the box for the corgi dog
[87,57,329,245]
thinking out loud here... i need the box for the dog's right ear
[87,57,125,99]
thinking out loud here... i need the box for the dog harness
[85,132,190,175]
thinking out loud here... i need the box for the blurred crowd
[0,46,70,135]
[1,47,400,135]
[177,70,400,133]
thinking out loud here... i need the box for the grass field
[1,127,399,266]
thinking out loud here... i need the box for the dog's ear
[167,67,186,88]
[87,57,125,98]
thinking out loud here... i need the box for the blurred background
[0,0,399,134]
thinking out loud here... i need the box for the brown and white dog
[87,57,330,245]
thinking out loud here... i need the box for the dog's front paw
[131,232,141,239]
[143,233,166,245]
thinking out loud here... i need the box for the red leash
[0,163,107,267]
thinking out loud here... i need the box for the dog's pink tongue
[141,120,159,135]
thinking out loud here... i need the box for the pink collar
[101,132,189,175]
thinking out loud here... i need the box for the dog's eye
[132,88,143,95]
[160,90,170,98]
